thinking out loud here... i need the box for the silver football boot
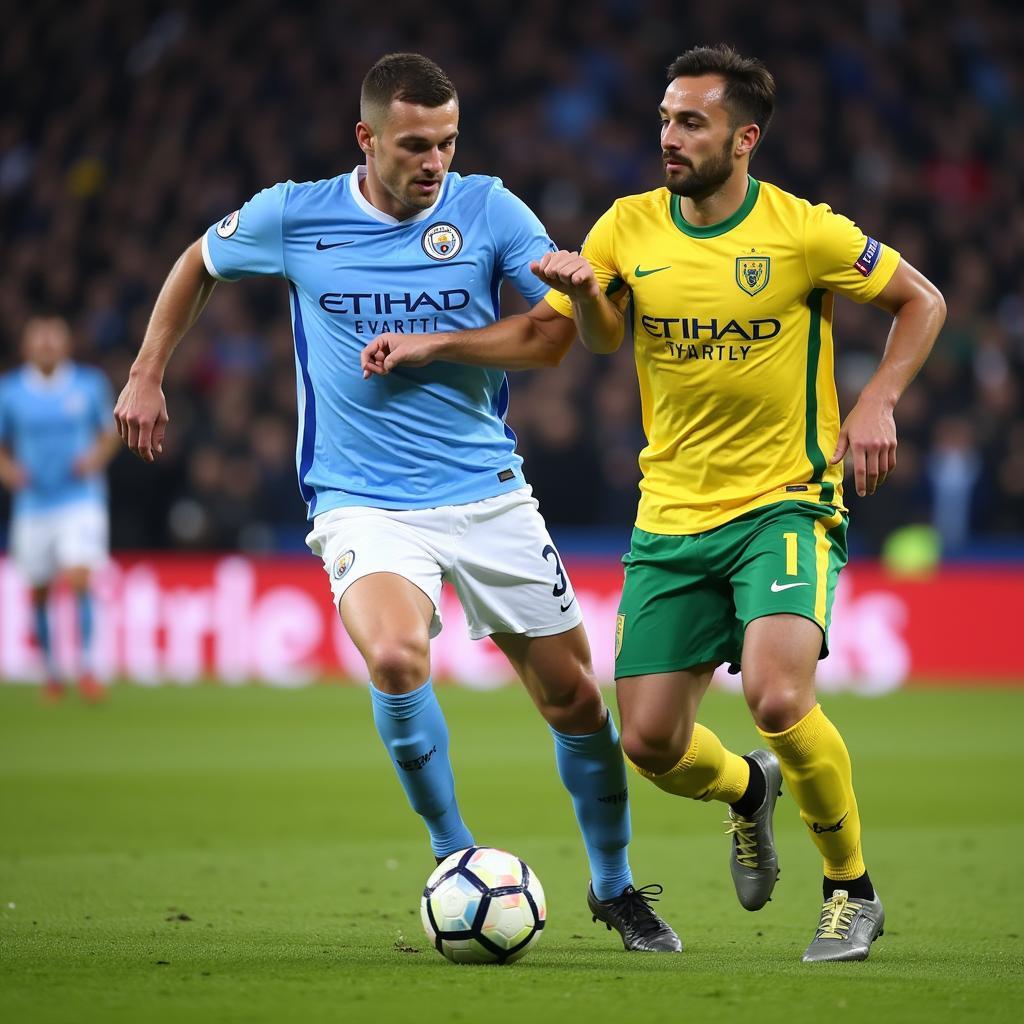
[802,889,885,962]
[724,749,782,911]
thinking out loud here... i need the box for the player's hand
[530,250,601,302]
[0,461,28,491]
[361,333,439,378]
[114,369,169,463]
[72,451,102,478]
[831,395,897,497]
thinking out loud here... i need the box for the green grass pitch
[1,683,1022,1023]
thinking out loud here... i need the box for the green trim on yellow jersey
[670,176,760,238]
[803,288,834,505]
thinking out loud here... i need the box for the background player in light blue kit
[113,53,680,951]
[0,315,118,702]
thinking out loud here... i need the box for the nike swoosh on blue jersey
[316,239,355,250]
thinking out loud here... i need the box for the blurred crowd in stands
[2,0,1022,555]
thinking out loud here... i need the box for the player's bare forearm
[832,259,946,496]
[362,299,576,376]
[862,260,946,408]
[116,238,216,462]
[572,292,625,355]
[131,239,218,382]
[434,301,576,369]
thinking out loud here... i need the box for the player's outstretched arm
[114,239,217,462]
[531,250,625,354]
[360,249,626,378]
[831,259,946,497]
[361,299,577,377]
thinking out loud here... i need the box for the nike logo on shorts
[770,580,811,592]
[559,597,576,613]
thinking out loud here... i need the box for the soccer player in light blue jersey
[0,316,118,702]
[114,53,680,951]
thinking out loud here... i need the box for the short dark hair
[360,53,457,127]
[667,44,775,142]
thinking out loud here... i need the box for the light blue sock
[76,592,94,671]
[370,680,474,858]
[551,712,634,900]
[32,601,55,676]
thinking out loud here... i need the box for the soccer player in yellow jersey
[361,44,946,962]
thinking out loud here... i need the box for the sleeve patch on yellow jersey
[854,237,881,276]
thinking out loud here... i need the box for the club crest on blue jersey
[421,222,463,260]
[332,549,355,580]
[736,256,770,296]
[216,210,240,238]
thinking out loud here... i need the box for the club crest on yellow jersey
[736,256,770,296]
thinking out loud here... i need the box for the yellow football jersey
[546,176,900,535]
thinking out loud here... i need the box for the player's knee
[746,686,808,734]
[620,725,688,777]
[535,667,605,734]
[365,638,430,693]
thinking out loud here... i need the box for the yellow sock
[627,723,749,803]
[759,704,866,880]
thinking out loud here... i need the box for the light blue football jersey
[203,167,557,519]
[0,363,112,516]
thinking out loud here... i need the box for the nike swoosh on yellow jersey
[634,265,671,277]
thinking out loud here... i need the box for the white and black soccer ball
[420,847,546,964]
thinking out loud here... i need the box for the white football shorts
[9,501,109,586]
[306,487,583,640]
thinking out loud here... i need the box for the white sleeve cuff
[201,232,228,281]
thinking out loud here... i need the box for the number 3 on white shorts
[541,543,567,598]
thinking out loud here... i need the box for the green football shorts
[614,500,848,679]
